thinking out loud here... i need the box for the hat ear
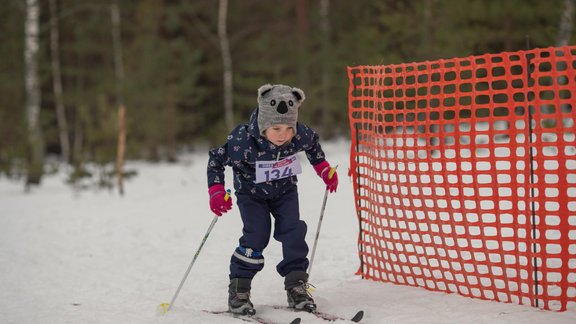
[291,87,305,102]
[258,84,274,98]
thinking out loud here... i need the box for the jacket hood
[247,109,263,140]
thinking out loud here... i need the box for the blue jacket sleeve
[298,124,326,166]
[207,143,231,188]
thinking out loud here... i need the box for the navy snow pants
[229,188,309,279]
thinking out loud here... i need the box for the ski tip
[351,310,364,322]
[289,318,302,324]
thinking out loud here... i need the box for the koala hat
[257,84,306,136]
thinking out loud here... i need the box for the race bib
[255,154,302,183]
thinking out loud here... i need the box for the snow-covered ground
[1,140,574,324]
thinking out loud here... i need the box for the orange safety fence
[347,46,576,311]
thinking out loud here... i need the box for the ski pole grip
[224,189,231,201]
[328,165,338,180]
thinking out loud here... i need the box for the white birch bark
[557,0,575,46]
[319,0,331,135]
[24,0,44,186]
[218,0,234,131]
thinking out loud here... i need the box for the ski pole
[158,190,230,315]
[307,166,337,278]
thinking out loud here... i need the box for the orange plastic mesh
[347,46,576,311]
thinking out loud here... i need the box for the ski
[313,309,363,322]
[203,309,301,324]
[267,305,364,322]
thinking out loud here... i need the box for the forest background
[1,0,574,190]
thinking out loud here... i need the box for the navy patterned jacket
[207,109,326,199]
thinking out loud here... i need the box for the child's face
[264,124,295,146]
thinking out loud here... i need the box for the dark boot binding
[228,278,256,315]
[285,271,316,312]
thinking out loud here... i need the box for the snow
[1,140,574,324]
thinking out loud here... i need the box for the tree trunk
[319,0,330,136]
[420,0,437,59]
[24,0,44,188]
[49,0,71,164]
[111,1,125,108]
[116,105,126,195]
[557,0,575,46]
[295,0,310,109]
[73,105,84,166]
[111,0,126,195]
[218,0,234,131]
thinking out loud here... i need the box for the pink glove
[208,184,232,216]
[313,160,338,193]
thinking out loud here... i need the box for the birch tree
[218,0,234,131]
[295,0,310,90]
[49,0,71,164]
[319,0,330,136]
[111,0,126,195]
[24,0,44,187]
[557,0,574,46]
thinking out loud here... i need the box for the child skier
[207,84,338,315]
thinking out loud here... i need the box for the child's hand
[208,184,232,216]
[313,160,338,193]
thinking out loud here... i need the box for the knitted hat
[257,84,306,136]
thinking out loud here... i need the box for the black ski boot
[285,271,316,312]
[228,278,256,315]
